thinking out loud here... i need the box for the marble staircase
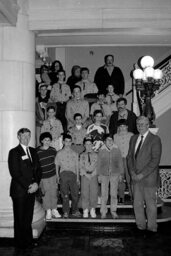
[45,195,171,232]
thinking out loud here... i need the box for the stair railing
[158,166,171,201]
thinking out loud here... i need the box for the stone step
[46,203,171,230]
[55,197,163,210]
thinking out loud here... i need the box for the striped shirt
[36,146,57,179]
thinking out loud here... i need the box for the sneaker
[46,209,52,220]
[83,209,89,218]
[111,212,118,219]
[52,209,61,218]
[90,208,96,218]
[63,212,69,218]
[72,211,82,218]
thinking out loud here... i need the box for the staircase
[45,56,171,233]
[152,55,171,118]
[46,200,171,232]
[45,174,171,232]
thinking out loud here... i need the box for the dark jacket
[94,65,125,95]
[109,109,138,136]
[127,132,162,187]
[8,144,41,198]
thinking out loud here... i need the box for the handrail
[155,55,171,69]
[125,88,133,96]
[158,166,171,200]
[125,56,171,98]
[159,165,171,169]
[153,56,171,97]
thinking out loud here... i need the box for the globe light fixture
[133,56,163,126]
[141,55,154,68]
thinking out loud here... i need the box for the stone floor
[0,222,171,256]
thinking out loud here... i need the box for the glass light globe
[141,56,154,68]
[144,67,154,78]
[154,69,163,80]
[133,69,144,79]
[142,72,147,81]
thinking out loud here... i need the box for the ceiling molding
[29,0,171,46]
[0,0,19,26]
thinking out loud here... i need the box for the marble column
[0,1,45,238]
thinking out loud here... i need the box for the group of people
[36,54,125,143]
[8,54,162,254]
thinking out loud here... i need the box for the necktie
[26,147,32,162]
[83,82,86,91]
[109,95,114,104]
[99,103,104,116]
[135,136,144,159]
[88,152,91,164]
[59,83,62,94]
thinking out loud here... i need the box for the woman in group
[49,60,64,85]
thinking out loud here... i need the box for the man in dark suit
[109,97,138,136]
[8,128,41,254]
[127,116,162,233]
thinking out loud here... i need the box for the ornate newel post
[0,0,45,238]
[133,56,163,128]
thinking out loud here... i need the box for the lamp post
[133,56,163,127]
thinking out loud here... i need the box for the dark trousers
[60,171,79,214]
[12,194,35,249]
[56,102,67,133]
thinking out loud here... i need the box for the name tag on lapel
[22,155,29,160]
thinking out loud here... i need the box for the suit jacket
[127,132,162,187]
[109,109,138,136]
[8,144,41,198]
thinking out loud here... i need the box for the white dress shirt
[135,130,149,153]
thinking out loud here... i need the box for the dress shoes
[145,229,158,239]
[136,227,146,238]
